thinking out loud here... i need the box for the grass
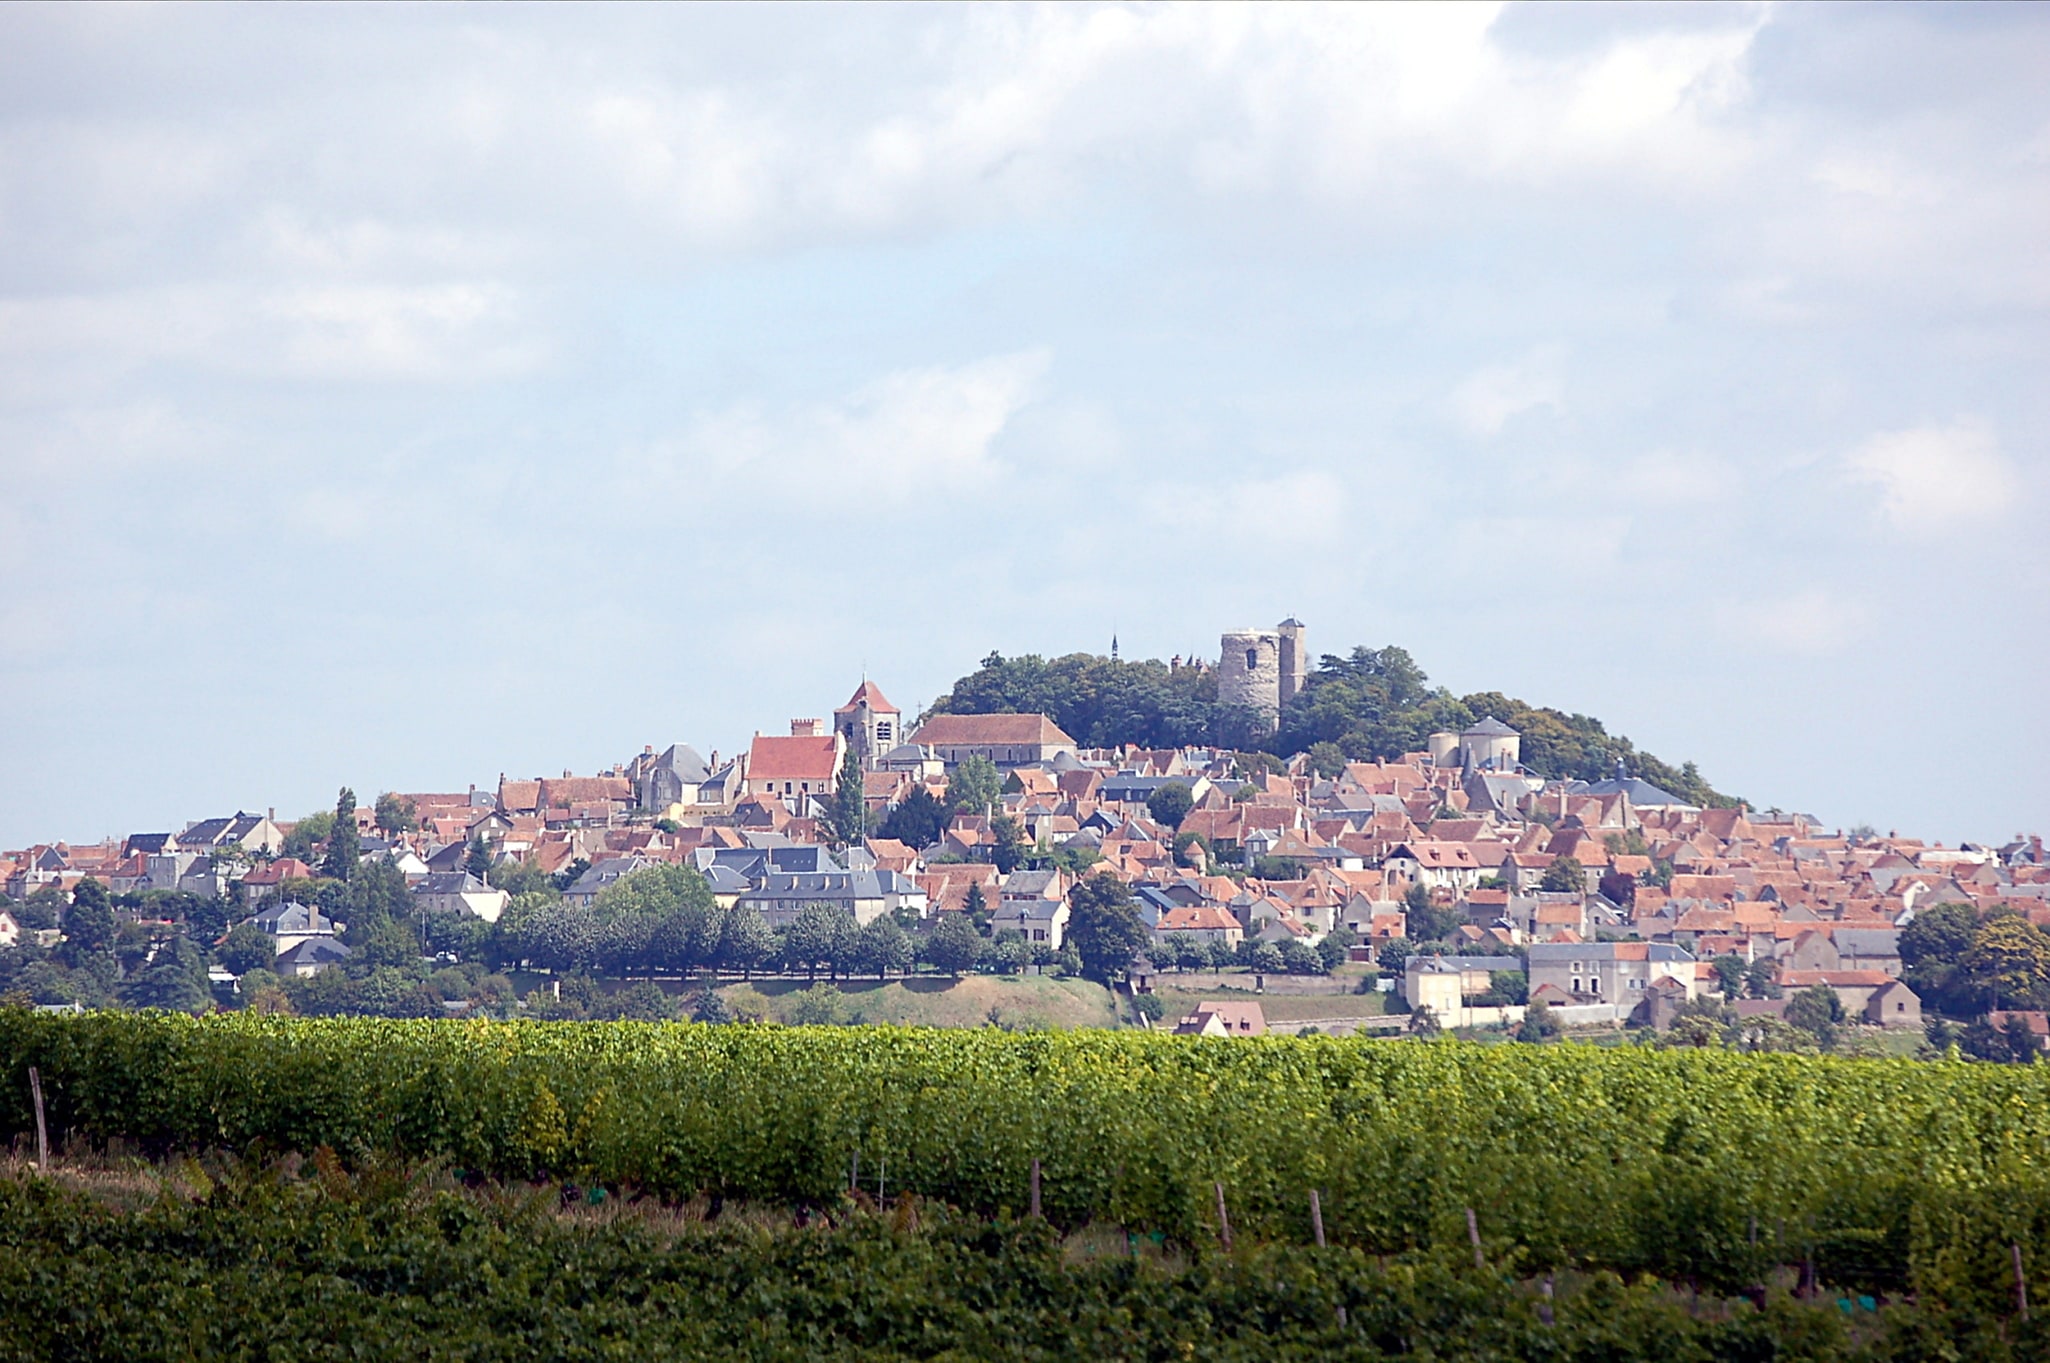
[1150,986,1389,1023]
[732,973,1119,1029]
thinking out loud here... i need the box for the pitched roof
[747,734,841,782]
[835,680,898,715]
[909,713,1076,747]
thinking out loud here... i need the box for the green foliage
[945,754,1003,818]
[877,787,949,849]
[59,880,117,964]
[217,922,277,976]
[786,983,851,1026]
[118,934,213,1014]
[373,791,418,837]
[1515,1000,1562,1042]
[831,747,866,847]
[990,814,1026,874]
[923,913,981,977]
[1131,992,1165,1022]
[322,788,360,881]
[687,986,730,1024]
[853,916,912,980]
[1145,781,1195,830]
[1065,875,1149,982]
[925,651,1267,750]
[1539,855,1586,894]
[279,809,334,863]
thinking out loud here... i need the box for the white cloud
[1843,420,2021,534]
[1612,450,1737,505]
[1453,346,1565,437]
[1150,469,1349,542]
[645,349,1049,500]
[1715,590,1867,656]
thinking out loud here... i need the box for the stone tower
[1218,620,1308,724]
[1276,617,1307,710]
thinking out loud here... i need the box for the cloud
[1453,346,1565,437]
[1715,589,1868,656]
[1843,420,2020,534]
[1150,469,1350,542]
[644,349,1050,500]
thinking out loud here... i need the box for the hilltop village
[5,632,2047,1051]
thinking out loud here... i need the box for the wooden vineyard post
[28,1067,48,1172]
[1309,1189,1326,1249]
[2017,1243,2030,1322]
[1215,1182,1232,1251]
[1029,1159,1041,1220]
[1466,1207,1485,1271]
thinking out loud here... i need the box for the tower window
[1246,648,1259,670]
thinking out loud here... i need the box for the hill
[924,644,1739,808]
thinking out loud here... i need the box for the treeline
[924,645,1738,807]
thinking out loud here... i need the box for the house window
[1571,978,1581,993]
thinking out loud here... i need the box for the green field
[1150,986,1390,1023]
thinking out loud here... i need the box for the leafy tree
[1250,941,1285,975]
[717,907,776,979]
[1317,925,1358,973]
[119,934,212,1014]
[688,986,731,1024]
[15,886,66,931]
[1963,915,2050,1012]
[322,789,360,881]
[593,864,717,976]
[373,792,418,838]
[1744,958,1781,1000]
[788,983,850,1026]
[1409,1004,1442,1038]
[924,913,982,977]
[1402,882,1460,942]
[61,879,117,965]
[990,815,1026,874]
[1515,1000,1562,1042]
[1710,954,1747,1000]
[1305,742,1347,779]
[1539,856,1586,894]
[1279,939,1324,975]
[1146,781,1195,830]
[1377,938,1417,974]
[604,979,677,1021]
[1065,875,1150,982]
[1172,832,1209,870]
[962,882,990,932]
[1132,992,1165,1022]
[2000,1012,2041,1064]
[355,916,422,971]
[279,810,334,863]
[878,787,949,849]
[854,916,911,980]
[217,922,277,976]
[554,858,590,894]
[465,837,495,882]
[1483,970,1529,1005]
[1785,984,1845,1047]
[1252,856,1307,881]
[786,903,849,982]
[487,860,562,899]
[831,747,867,848]
[947,754,1002,819]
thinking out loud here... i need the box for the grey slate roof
[1462,716,1519,737]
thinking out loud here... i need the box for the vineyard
[3,1009,2048,1314]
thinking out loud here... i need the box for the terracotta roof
[748,734,841,782]
[835,680,898,715]
[911,713,1077,747]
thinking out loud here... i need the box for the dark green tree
[373,792,417,838]
[1710,954,1747,1000]
[217,922,277,976]
[1065,874,1150,983]
[854,916,912,980]
[962,881,990,932]
[1515,1000,1562,1042]
[1539,856,1586,894]
[689,985,731,1024]
[61,879,118,967]
[924,912,981,977]
[990,815,1026,874]
[878,788,949,849]
[717,906,777,979]
[322,789,360,881]
[1145,781,1195,830]
[786,903,847,982]
[1785,984,1844,1047]
[119,934,212,1014]
[831,747,867,848]
[465,837,495,882]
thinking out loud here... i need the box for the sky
[1,2,2045,850]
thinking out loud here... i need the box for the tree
[1250,941,1285,975]
[854,916,911,980]
[962,882,990,932]
[1065,874,1150,983]
[605,979,677,1021]
[355,916,422,971]
[688,986,731,1024]
[322,788,360,881]
[990,815,1026,874]
[1539,856,1585,895]
[831,747,867,848]
[2000,1011,2040,1064]
[594,864,717,976]
[1172,832,1209,870]
[788,983,850,1026]
[280,810,334,863]
[1710,954,1747,1000]
[1410,1004,1442,1039]
[879,787,949,849]
[373,792,418,838]
[217,922,277,977]
[1785,984,1844,1047]
[123,935,213,1013]
[924,913,981,977]
[1744,958,1782,1000]
[946,754,1002,819]
[1402,881,1459,942]
[786,903,848,982]
[717,907,776,979]
[1305,742,1347,779]
[465,837,496,882]
[1515,1001,1562,1043]
[1146,781,1195,831]
[1279,939,1324,975]
[61,879,117,965]
[1962,915,2050,1013]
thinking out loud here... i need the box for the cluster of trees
[1900,901,2050,1018]
[925,644,1737,809]
[0,878,219,1014]
[922,652,1273,751]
